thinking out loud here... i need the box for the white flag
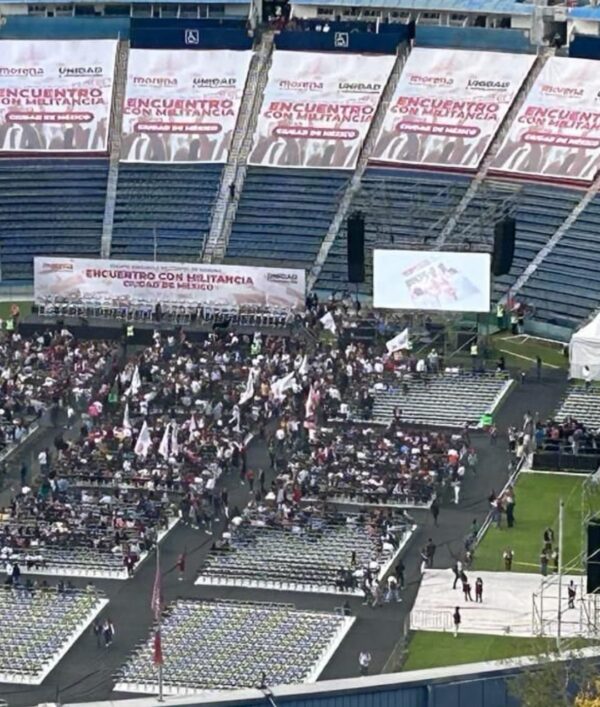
[123,402,131,430]
[305,382,320,419]
[127,365,142,397]
[187,414,199,443]
[271,370,296,400]
[158,422,171,459]
[320,311,337,334]
[297,354,309,376]
[134,421,152,458]
[170,422,179,457]
[386,328,410,354]
[239,370,255,406]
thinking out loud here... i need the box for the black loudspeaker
[491,217,516,276]
[587,518,600,594]
[347,212,365,283]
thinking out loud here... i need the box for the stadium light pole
[557,498,564,652]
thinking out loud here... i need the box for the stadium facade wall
[129,18,252,49]
[0,15,130,38]
[273,29,409,53]
[415,25,532,53]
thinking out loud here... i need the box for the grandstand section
[226,167,348,267]
[317,169,470,294]
[111,164,222,260]
[0,159,108,283]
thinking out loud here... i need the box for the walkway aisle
[3,371,567,705]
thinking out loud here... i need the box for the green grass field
[402,631,556,671]
[490,333,568,370]
[0,301,32,320]
[474,472,585,574]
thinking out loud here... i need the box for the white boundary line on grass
[520,468,589,477]
[497,348,560,369]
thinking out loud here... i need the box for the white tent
[570,312,600,380]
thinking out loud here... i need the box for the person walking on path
[453,607,461,637]
[503,547,514,571]
[452,560,463,589]
[359,651,372,676]
[430,497,440,526]
[425,538,436,568]
[395,559,405,590]
[103,618,115,647]
[177,552,186,581]
[475,577,483,603]
[92,619,103,648]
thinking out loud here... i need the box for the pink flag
[151,551,162,621]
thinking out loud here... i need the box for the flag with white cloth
[158,423,171,459]
[239,369,255,406]
[123,402,131,430]
[126,365,142,397]
[134,420,152,458]
[320,311,337,334]
[296,354,309,376]
[170,422,179,457]
[386,328,410,354]
[271,370,296,399]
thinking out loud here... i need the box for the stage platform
[20,314,293,343]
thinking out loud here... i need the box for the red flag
[151,551,162,621]
[153,630,163,666]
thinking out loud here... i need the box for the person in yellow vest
[470,340,479,373]
[126,324,134,339]
[496,302,504,331]
[5,317,14,333]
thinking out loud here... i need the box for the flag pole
[157,545,164,703]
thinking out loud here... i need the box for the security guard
[470,340,479,372]
[496,302,505,331]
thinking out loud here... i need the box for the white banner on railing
[34,257,305,309]
[371,48,535,170]
[248,51,395,169]
[121,49,252,163]
[0,39,118,153]
[492,56,600,183]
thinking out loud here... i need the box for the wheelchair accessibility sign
[185,29,200,45]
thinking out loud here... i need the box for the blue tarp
[294,0,534,14]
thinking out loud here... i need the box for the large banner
[492,57,600,182]
[0,40,117,153]
[247,51,395,170]
[373,249,491,312]
[34,257,305,309]
[371,48,535,170]
[121,49,252,163]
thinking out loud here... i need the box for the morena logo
[408,74,454,87]
[279,80,323,91]
[132,76,178,87]
[0,67,44,77]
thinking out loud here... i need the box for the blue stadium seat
[226,167,348,268]
[317,168,470,294]
[445,181,580,306]
[111,163,222,261]
[518,193,600,327]
[0,159,108,282]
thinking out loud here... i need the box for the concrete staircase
[100,40,129,259]
[307,44,410,291]
[435,48,555,250]
[202,31,275,263]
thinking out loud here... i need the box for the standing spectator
[385,574,401,603]
[452,560,463,589]
[453,607,461,637]
[419,547,428,574]
[425,538,436,568]
[11,561,21,585]
[475,577,483,603]
[92,619,103,648]
[540,549,549,577]
[395,559,405,590]
[177,552,186,582]
[430,497,440,526]
[536,356,542,383]
[103,618,115,647]
[358,651,372,676]
[552,548,559,574]
[543,527,554,553]
[452,478,461,505]
[503,547,514,571]
[38,448,49,476]
[462,576,472,602]
[489,424,498,446]
[583,365,592,392]
[505,491,515,528]
[20,461,28,488]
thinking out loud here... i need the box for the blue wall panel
[274,29,408,53]
[569,35,600,60]
[0,16,130,39]
[415,25,531,53]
